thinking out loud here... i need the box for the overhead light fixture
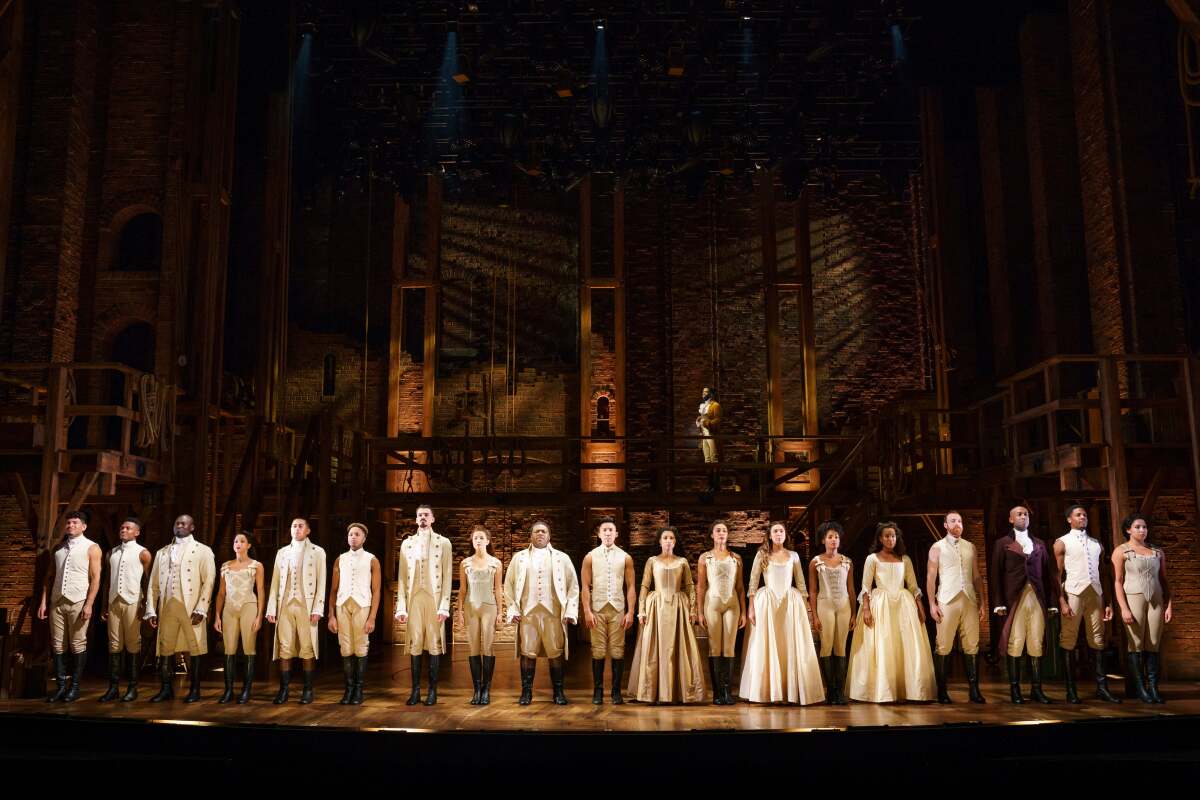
[667,46,685,77]
[594,18,606,30]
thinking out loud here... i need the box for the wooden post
[762,172,783,445]
[1099,357,1130,549]
[580,174,593,443]
[423,174,441,438]
[796,190,818,436]
[37,366,67,552]
[613,183,627,492]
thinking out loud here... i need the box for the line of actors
[39,502,1174,707]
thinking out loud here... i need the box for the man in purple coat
[990,505,1059,704]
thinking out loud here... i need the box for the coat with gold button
[144,538,216,647]
[395,530,454,617]
[267,540,327,659]
[503,545,580,658]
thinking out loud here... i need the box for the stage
[2,650,1197,780]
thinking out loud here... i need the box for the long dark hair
[870,521,906,558]
[757,520,792,565]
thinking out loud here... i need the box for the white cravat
[287,540,305,601]
[1014,529,1032,555]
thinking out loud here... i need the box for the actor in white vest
[394,504,453,705]
[1054,504,1119,703]
[580,516,635,705]
[145,514,216,703]
[266,517,326,704]
[926,511,986,704]
[503,519,579,705]
[99,516,150,702]
[328,522,380,705]
[38,509,101,703]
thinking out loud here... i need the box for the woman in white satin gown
[846,521,936,703]
[738,522,825,705]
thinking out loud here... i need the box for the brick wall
[810,198,927,430]
[0,497,35,635]
[283,324,387,434]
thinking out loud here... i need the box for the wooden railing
[0,362,176,549]
[366,433,861,508]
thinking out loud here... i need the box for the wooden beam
[1138,465,1168,519]
[51,472,99,535]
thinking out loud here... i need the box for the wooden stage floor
[3,651,1198,782]
[2,648,1196,732]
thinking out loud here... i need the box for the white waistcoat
[336,549,375,609]
[589,545,627,613]
[53,535,95,604]
[1059,531,1103,597]
[934,536,976,604]
[108,542,146,605]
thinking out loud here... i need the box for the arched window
[322,354,336,397]
[115,213,163,271]
[593,395,612,438]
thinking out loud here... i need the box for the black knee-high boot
[519,656,535,705]
[1127,652,1153,703]
[218,655,236,703]
[934,653,951,704]
[184,656,202,703]
[469,655,484,705]
[591,659,605,705]
[46,653,68,702]
[63,651,85,702]
[273,668,291,704]
[339,657,355,704]
[609,662,628,705]
[121,652,139,701]
[711,657,725,705]
[480,655,495,705]
[1029,656,1052,704]
[1094,649,1120,703]
[1062,648,1080,704]
[406,654,423,705]
[1146,651,1165,704]
[150,656,174,703]
[299,668,315,704]
[238,655,255,704]
[351,655,367,705]
[100,653,122,702]
[964,653,985,703]
[610,658,625,704]
[424,654,439,705]
[1006,655,1024,704]
[549,657,568,705]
